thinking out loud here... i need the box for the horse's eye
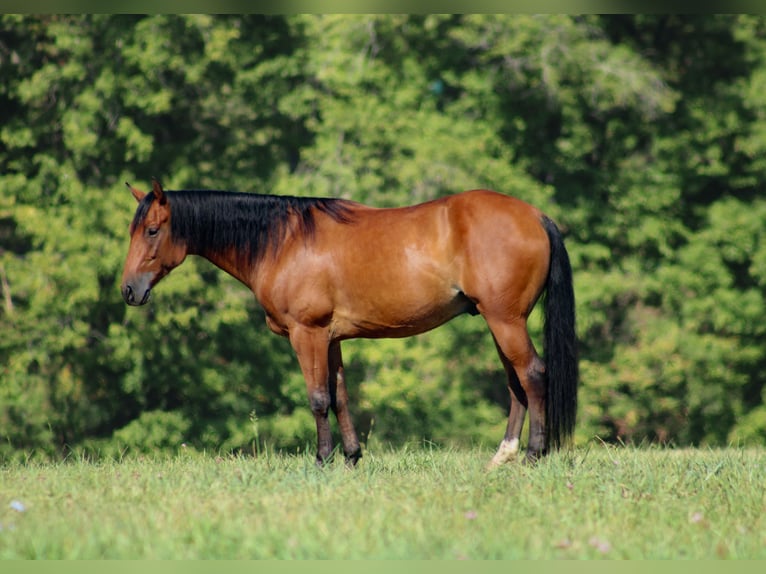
[146,227,159,238]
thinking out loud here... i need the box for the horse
[121,179,578,466]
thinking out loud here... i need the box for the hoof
[315,451,334,467]
[344,448,362,468]
[487,438,520,470]
[523,449,546,465]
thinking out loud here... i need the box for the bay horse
[121,179,577,466]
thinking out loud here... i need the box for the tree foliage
[2,15,766,460]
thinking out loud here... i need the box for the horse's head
[121,179,187,306]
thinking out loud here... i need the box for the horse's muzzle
[122,283,151,306]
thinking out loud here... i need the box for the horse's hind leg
[328,341,362,466]
[487,339,527,468]
[486,318,547,465]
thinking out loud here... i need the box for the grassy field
[0,443,764,559]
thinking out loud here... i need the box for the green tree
[0,15,309,459]
[2,15,766,460]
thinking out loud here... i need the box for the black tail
[540,216,578,450]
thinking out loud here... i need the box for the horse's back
[342,189,545,244]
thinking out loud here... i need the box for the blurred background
[2,14,766,461]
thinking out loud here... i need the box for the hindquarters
[452,190,551,321]
[449,191,577,461]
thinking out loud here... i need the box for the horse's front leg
[328,341,362,466]
[290,327,334,465]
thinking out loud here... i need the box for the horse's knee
[309,390,331,417]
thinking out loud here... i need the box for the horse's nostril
[123,284,134,304]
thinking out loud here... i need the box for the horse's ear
[152,178,167,206]
[126,182,145,203]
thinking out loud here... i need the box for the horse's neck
[193,244,256,289]
[173,195,259,287]
[174,192,302,291]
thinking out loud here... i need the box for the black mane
[131,190,354,262]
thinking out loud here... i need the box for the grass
[0,443,764,559]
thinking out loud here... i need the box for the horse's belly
[331,287,474,340]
